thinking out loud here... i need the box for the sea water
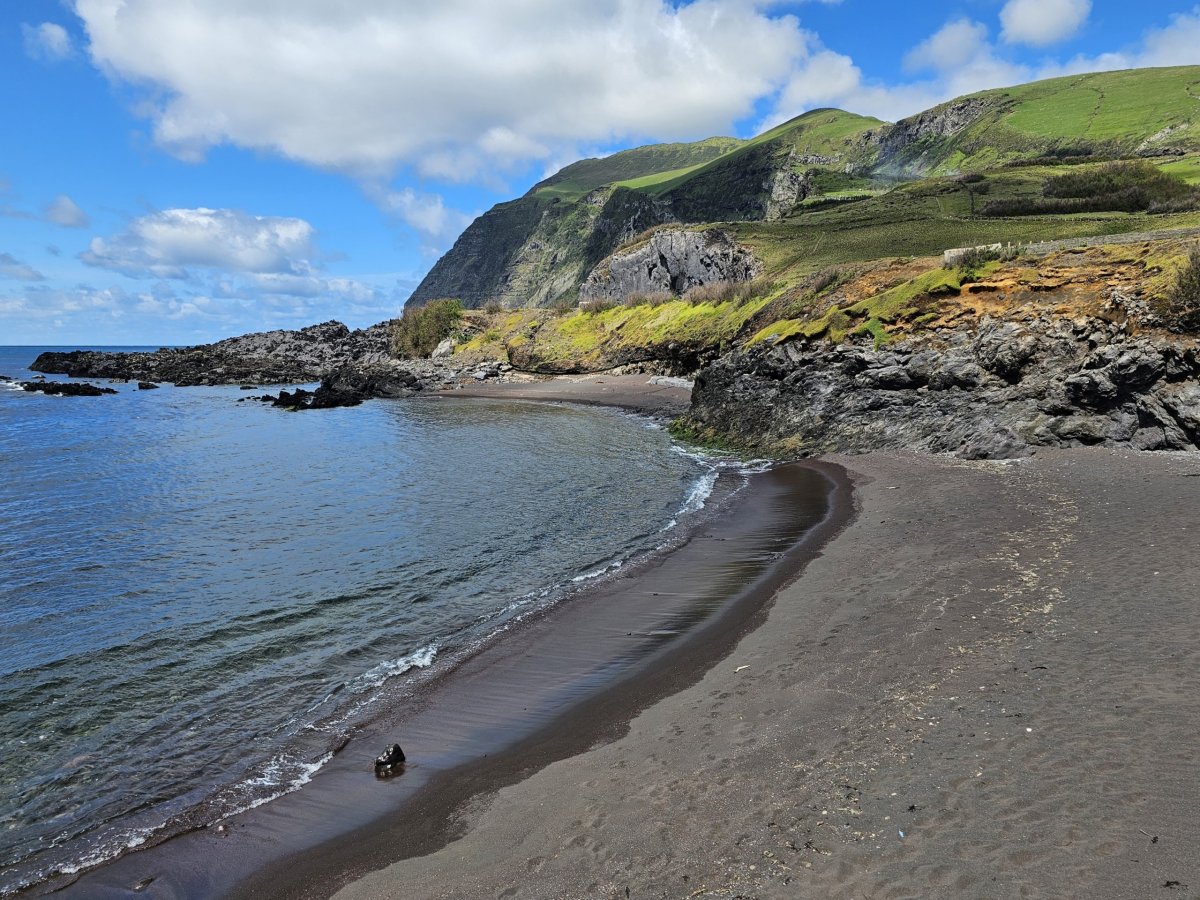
[0,347,724,893]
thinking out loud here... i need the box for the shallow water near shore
[0,347,729,895]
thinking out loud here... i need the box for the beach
[325,444,1200,899]
[33,376,1200,899]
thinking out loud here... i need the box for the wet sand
[435,374,694,418]
[44,458,844,897]
[331,448,1200,899]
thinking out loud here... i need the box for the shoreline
[430,373,694,419]
[329,447,1200,900]
[39,406,849,898]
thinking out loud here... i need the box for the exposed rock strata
[684,317,1200,458]
[31,321,394,386]
[580,229,762,302]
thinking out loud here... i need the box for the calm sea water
[0,347,720,893]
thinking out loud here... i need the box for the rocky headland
[680,314,1200,459]
[31,321,394,386]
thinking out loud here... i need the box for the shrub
[482,299,504,314]
[682,278,773,306]
[390,298,463,358]
[1168,245,1200,325]
[578,297,617,314]
[982,161,1198,217]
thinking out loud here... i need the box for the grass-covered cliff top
[431,232,1199,375]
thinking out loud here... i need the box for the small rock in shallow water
[137,382,159,390]
[375,743,406,776]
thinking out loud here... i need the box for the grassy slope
[886,66,1200,175]
[445,233,1196,375]
[530,137,744,201]
[411,67,1200,310]
[649,109,883,215]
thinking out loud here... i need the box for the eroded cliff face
[681,316,1200,459]
[871,97,992,175]
[580,229,763,302]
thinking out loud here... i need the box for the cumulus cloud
[0,253,45,281]
[1001,0,1091,47]
[81,208,320,279]
[44,195,90,228]
[904,20,991,74]
[73,0,808,178]
[1039,8,1200,76]
[768,21,1027,127]
[374,188,477,251]
[22,22,73,61]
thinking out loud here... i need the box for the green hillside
[530,136,744,201]
[409,66,1200,310]
[878,66,1200,175]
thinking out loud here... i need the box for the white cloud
[44,195,90,228]
[904,20,990,74]
[1001,0,1091,48]
[81,208,320,279]
[1039,8,1200,76]
[375,188,476,251]
[0,253,45,281]
[22,22,73,61]
[768,22,1027,127]
[72,0,808,178]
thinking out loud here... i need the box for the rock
[431,337,456,359]
[957,426,1028,460]
[580,229,762,302]
[21,381,117,397]
[375,743,406,776]
[30,319,395,386]
[137,382,159,390]
[680,314,1200,456]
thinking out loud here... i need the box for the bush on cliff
[1167,244,1200,329]
[391,299,463,358]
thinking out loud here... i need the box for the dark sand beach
[46,378,841,898]
[38,377,1200,899]
[327,442,1200,899]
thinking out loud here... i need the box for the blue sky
[2,0,1199,345]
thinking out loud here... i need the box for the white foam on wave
[571,559,624,583]
[349,643,439,694]
[234,750,334,813]
[49,827,155,878]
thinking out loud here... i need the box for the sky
[2,1,1200,345]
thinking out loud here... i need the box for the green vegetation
[531,137,743,201]
[409,66,1200,314]
[390,298,463,358]
[982,161,1199,216]
[749,267,972,347]
[1167,244,1200,328]
[885,67,1200,176]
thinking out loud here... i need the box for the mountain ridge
[407,66,1200,310]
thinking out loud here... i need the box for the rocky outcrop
[873,97,991,174]
[683,317,1200,458]
[19,381,117,397]
[31,320,394,386]
[580,229,762,302]
[764,162,813,221]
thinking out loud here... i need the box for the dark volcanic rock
[253,365,422,410]
[31,320,394,386]
[21,381,117,397]
[683,316,1200,458]
[580,229,762,302]
[137,382,159,390]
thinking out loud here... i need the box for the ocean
[0,347,726,893]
